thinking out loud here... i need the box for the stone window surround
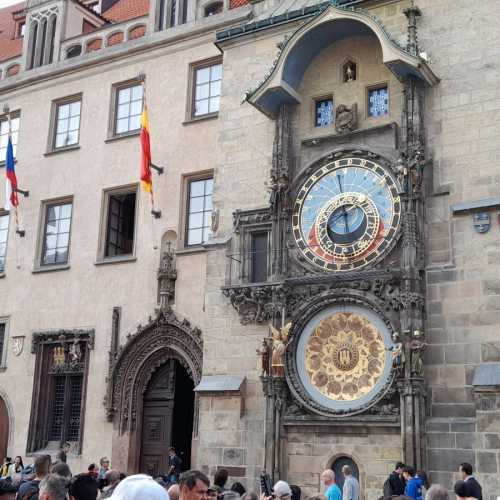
[0,317,9,369]
[96,183,139,265]
[179,170,213,250]
[197,0,229,20]
[33,195,74,273]
[0,210,10,277]
[312,93,334,129]
[46,92,83,154]
[185,56,222,123]
[366,81,389,120]
[107,78,144,140]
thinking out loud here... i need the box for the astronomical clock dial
[292,157,401,271]
[295,305,394,413]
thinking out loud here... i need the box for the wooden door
[0,397,8,462]
[139,360,176,476]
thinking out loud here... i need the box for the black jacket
[465,477,482,500]
[385,472,405,496]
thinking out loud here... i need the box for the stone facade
[0,0,500,500]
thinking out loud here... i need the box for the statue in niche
[343,61,357,82]
[270,322,292,377]
[256,338,272,376]
[335,103,358,134]
[388,332,404,373]
[409,330,427,377]
[158,240,177,308]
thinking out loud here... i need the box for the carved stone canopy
[104,307,203,432]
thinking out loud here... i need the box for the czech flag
[4,136,18,211]
[140,104,153,194]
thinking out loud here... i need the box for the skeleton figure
[270,322,292,377]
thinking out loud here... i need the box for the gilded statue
[270,322,292,376]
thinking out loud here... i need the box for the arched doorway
[140,359,195,476]
[0,397,9,461]
[331,456,359,491]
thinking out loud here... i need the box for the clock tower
[220,2,438,489]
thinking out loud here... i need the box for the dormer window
[204,2,223,16]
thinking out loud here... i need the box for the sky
[0,0,22,7]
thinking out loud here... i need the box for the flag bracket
[150,163,164,175]
[14,188,29,198]
[16,229,25,237]
[151,209,162,219]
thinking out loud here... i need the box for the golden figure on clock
[292,156,402,271]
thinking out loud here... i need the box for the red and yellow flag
[140,104,152,194]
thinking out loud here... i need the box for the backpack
[383,477,393,498]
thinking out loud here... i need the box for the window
[53,98,81,150]
[27,330,93,454]
[17,21,26,38]
[113,83,143,136]
[186,177,213,246]
[0,114,20,160]
[192,61,222,118]
[250,232,269,283]
[315,97,334,127]
[102,187,137,258]
[368,85,389,117]
[41,201,72,266]
[0,214,9,273]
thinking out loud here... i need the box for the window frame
[313,94,334,129]
[180,171,213,249]
[0,211,10,276]
[97,184,139,263]
[108,79,144,140]
[186,57,222,122]
[0,318,9,369]
[366,82,390,119]
[47,93,83,153]
[35,196,74,272]
[248,229,271,284]
[0,110,21,166]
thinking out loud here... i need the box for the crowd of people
[0,451,486,500]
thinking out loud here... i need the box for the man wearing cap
[273,481,292,500]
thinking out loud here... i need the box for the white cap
[273,481,292,498]
[110,474,170,500]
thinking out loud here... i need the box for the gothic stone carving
[158,242,177,308]
[104,307,203,432]
[335,104,358,133]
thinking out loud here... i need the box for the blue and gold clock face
[292,157,401,271]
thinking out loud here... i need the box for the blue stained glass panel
[315,99,334,127]
[368,87,389,117]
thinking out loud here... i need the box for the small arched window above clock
[342,60,357,83]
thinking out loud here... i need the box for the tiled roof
[103,0,149,22]
[0,2,25,63]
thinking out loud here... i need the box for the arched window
[204,1,223,16]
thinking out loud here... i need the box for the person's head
[220,491,240,500]
[342,465,352,478]
[425,485,449,500]
[273,481,292,500]
[34,455,52,478]
[168,447,176,458]
[214,469,228,489]
[321,470,335,487]
[168,483,181,500]
[87,464,98,478]
[13,457,23,468]
[39,474,68,500]
[2,457,11,464]
[290,485,301,500]
[51,462,72,479]
[69,474,98,500]
[62,442,71,453]
[100,457,110,470]
[454,481,468,500]
[231,483,245,496]
[402,467,415,481]
[458,463,473,480]
[179,470,209,500]
[395,463,404,474]
[105,470,120,487]
[0,479,17,500]
[108,474,168,500]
